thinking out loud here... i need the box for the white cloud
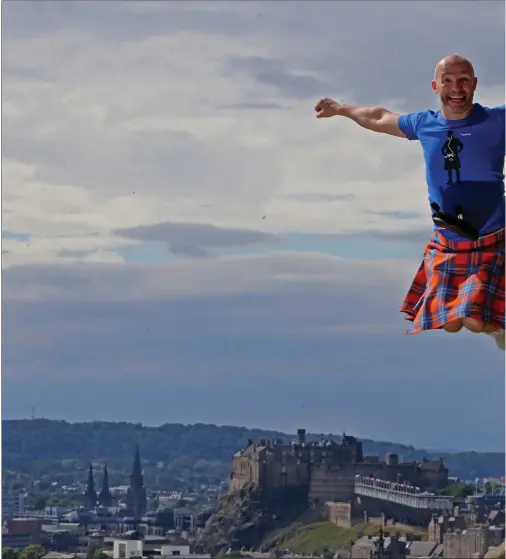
[3,251,418,302]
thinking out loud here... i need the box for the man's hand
[315,98,341,118]
[314,99,406,138]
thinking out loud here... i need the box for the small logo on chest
[461,133,472,136]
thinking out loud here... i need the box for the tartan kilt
[400,228,505,334]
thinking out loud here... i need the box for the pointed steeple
[126,444,147,520]
[85,464,97,509]
[131,444,143,485]
[98,464,112,507]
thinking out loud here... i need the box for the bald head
[434,55,475,80]
[432,54,477,120]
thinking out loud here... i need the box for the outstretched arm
[315,98,407,139]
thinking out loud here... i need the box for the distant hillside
[2,419,504,490]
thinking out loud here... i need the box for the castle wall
[352,461,446,490]
[309,465,358,504]
[309,463,393,504]
[229,453,264,492]
[229,456,249,492]
[355,496,434,527]
[265,456,309,490]
[418,469,449,491]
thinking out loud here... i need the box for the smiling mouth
[448,96,466,104]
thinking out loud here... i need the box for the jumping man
[315,54,505,350]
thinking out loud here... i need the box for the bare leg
[460,318,505,350]
[495,330,505,350]
[487,329,505,351]
[462,317,486,333]
[443,319,463,333]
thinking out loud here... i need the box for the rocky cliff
[196,482,309,554]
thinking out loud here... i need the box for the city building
[2,493,25,520]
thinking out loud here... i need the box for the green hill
[2,419,504,490]
[274,521,426,555]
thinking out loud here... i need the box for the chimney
[297,429,306,445]
[385,453,398,466]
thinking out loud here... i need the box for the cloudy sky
[2,1,505,452]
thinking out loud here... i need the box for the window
[118,543,126,558]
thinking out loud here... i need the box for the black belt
[431,203,479,240]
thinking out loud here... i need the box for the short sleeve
[483,105,505,133]
[487,104,505,121]
[398,111,427,141]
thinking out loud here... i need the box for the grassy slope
[274,521,427,555]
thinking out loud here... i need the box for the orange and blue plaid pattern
[400,228,505,334]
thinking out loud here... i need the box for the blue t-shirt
[398,103,505,240]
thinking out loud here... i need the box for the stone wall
[443,526,489,559]
[264,455,310,490]
[229,454,262,492]
[309,466,357,504]
[326,501,354,529]
[355,495,434,527]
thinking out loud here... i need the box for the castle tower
[125,444,147,520]
[98,464,113,507]
[85,464,97,509]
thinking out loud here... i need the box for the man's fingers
[315,98,335,118]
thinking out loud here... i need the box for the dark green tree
[33,494,49,510]
[441,482,474,499]
[21,544,45,559]
[2,548,22,559]
[92,548,109,559]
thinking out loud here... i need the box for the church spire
[131,444,143,485]
[126,444,147,520]
[85,464,97,509]
[98,464,112,507]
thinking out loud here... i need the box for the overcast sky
[2,1,505,452]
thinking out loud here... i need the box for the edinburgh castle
[229,429,448,504]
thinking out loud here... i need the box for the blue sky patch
[3,231,31,241]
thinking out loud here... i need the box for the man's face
[431,62,477,118]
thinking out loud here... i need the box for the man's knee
[462,317,486,333]
[443,319,463,333]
